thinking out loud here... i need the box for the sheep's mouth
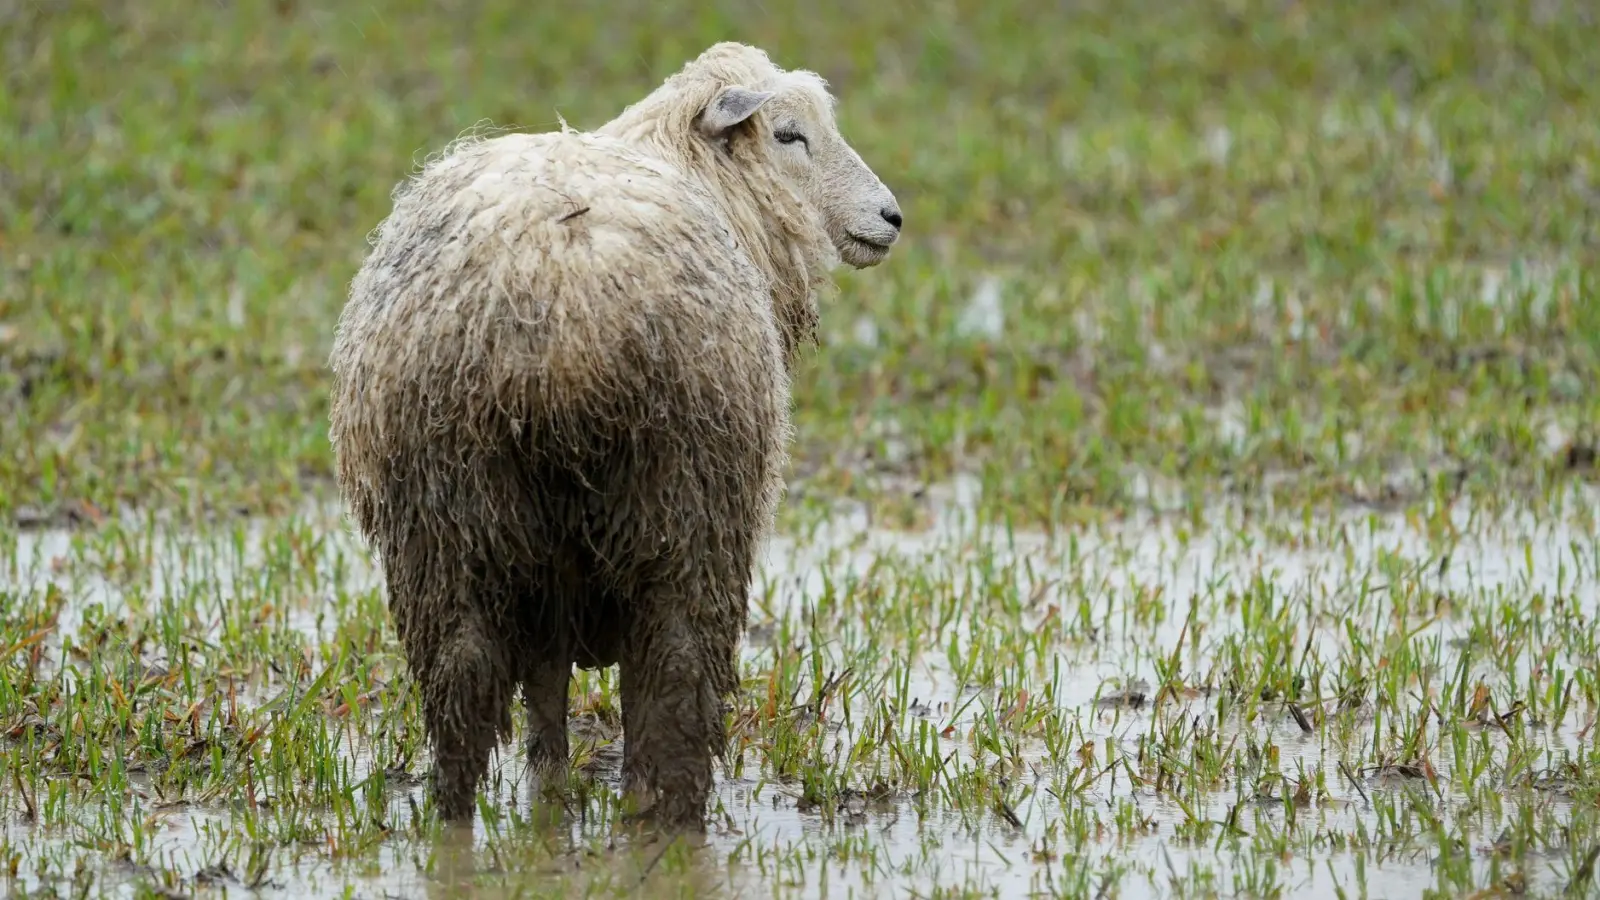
[841,233,894,266]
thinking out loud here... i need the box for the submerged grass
[2,0,1599,897]
[3,486,1599,898]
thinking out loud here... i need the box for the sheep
[325,41,902,830]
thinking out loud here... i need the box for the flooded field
[4,475,1597,898]
[6,1,1600,897]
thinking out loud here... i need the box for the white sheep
[326,41,902,829]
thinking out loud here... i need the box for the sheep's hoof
[525,795,568,829]
[616,796,708,835]
[428,775,480,825]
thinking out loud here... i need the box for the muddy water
[2,479,1596,898]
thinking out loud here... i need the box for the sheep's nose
[881,207,903,230]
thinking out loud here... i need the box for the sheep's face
[698,76,902,269]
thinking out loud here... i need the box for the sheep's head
[696,72,902,269]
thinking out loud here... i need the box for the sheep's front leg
[523,657,571,793]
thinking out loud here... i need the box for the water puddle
[1,477,1597,897]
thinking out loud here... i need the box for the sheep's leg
[619,606,722,831]
[615,519,754,831]
[522,656,570,792]
[420,601,514,823]
[523,545,592,794]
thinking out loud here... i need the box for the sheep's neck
[599,117,825,367]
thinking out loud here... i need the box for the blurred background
[2,0,1596,526]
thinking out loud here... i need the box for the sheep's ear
[697,86,774,138]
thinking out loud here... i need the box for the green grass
[3,0,1600,897]
[4,487,1600,898]
[3,0,1596,524]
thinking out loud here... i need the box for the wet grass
[4,487,1600,898]
[3,0,1600,897]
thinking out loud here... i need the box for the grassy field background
[4,0,1595,526]
[3,1,1600,898]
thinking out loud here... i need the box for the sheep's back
[328,129,790,529]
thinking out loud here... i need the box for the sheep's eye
[775,129,807,147]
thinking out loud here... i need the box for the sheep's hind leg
[619,604,722,832]
[422,600,515,824]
